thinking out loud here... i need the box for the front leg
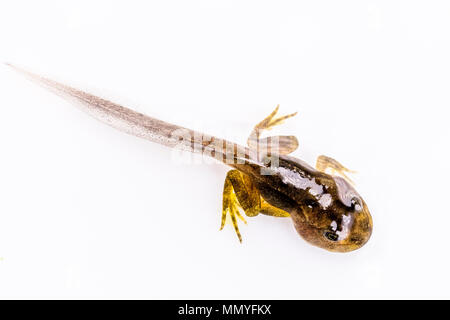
[316,155,356,184]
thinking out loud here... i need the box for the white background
[0,1,449,299]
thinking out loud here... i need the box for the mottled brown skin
[234,155,373,252]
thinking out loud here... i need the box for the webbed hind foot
[220,170,260,242]
[247,105,299,155]
[220,170,290,242]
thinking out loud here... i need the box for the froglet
[7,64,373,252]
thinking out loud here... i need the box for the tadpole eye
[324,231,339,242]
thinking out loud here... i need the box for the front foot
[316,155,357,184]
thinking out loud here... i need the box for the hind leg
[247,105,299,155]
[220,170,289,242]
[220,170,260,242]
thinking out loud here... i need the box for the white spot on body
[318,193,332,209]
[336,214,353,240]
[276,167,333,209]
[277,167,323,195]
[330,221,337,231]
